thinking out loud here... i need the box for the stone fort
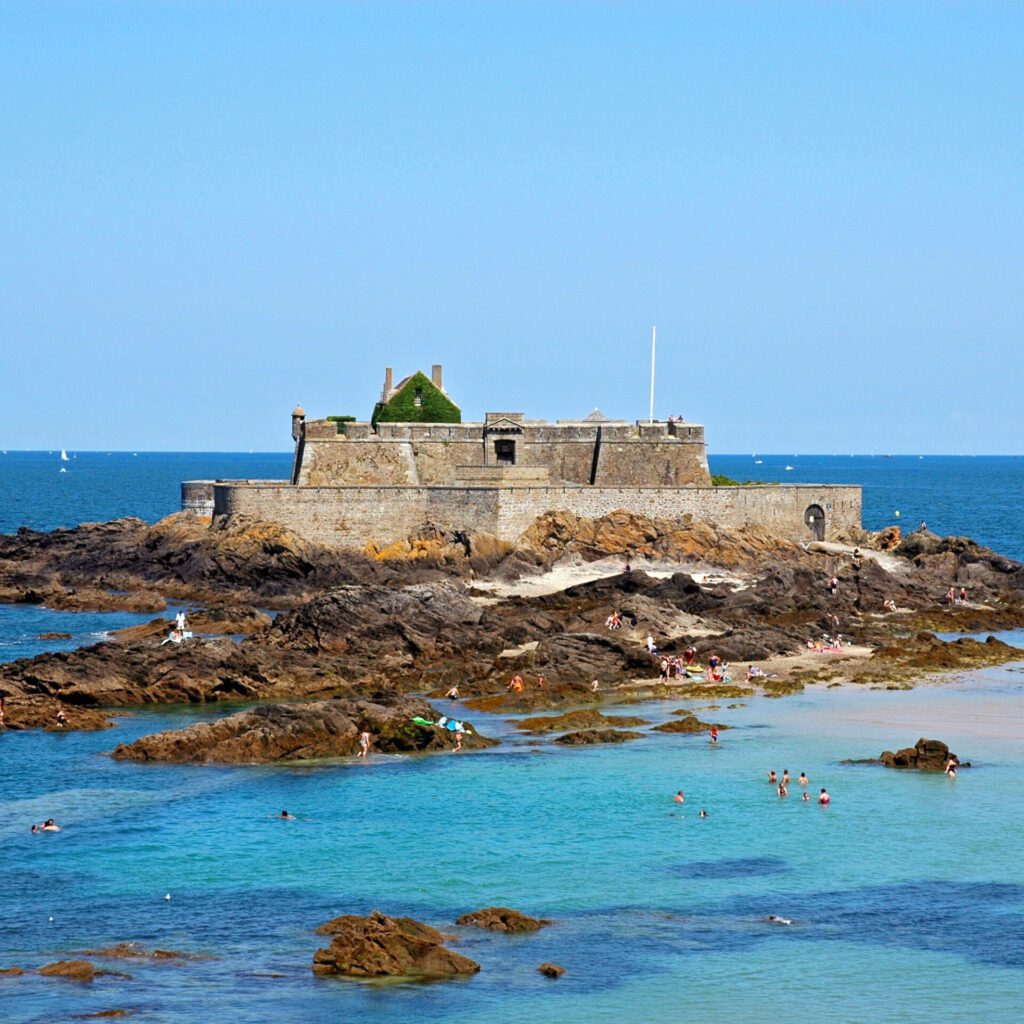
[182,364,861,549]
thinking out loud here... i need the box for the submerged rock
[455,907,551,932]
[39,960,96,982]
[538,962,565,978]
[111,698,496,764]
[312,911,480,979]
[514,710,650,733]
[553,729,644,745]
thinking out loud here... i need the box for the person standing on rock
[828,576,838,596]
[536,674,545,689]
[646,635,657,655]
[175,609,187,633]
[357,729,372,758]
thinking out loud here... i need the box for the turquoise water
[1,453,1023,1021]
[3,674,1024,1023]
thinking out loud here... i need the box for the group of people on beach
[946,586,969,606]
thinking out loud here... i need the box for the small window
[414,387,423,408]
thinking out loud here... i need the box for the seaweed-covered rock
[554,729,644,745]
[311,911,479,979]
[456,907,551,933]
[652,715,728,734]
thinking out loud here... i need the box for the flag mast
[648,325,656,423]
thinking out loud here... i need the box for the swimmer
[445,685,460,701]
[31,824,40,834]
[280,810,295,820]
[767,915,793,926]
[768,770,777,784]
[42,819,61,832]
[709,727,719,745]
[673,790,685,803]
[798,772,809,787]
[818,787,830,805]
[801,791,810,802]
[946,762,957,779]
[454,729,464,752]
[782,770,790,787]
[777,782,788,798]
[699,809,708,819]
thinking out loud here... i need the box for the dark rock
[554,729,644,745]
[538,962,565,978]
[879,737,957,771]
[0,966,25,975]
[311,910,480,979]
[455,907,551,932]
[38,631,72,640]
[111,698,495,764]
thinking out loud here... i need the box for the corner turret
[291,404,306,442]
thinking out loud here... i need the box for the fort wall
[207,481,861,550]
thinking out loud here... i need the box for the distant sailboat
[60,449,69,461]
[754,460,763,465]
[59,467,67,473]
[785,465,794,471]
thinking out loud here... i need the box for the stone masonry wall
[211,481,861,550]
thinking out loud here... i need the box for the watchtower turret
[291,404,305,442]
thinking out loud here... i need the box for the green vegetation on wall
[371,371,462,426]
[711,474,774,486]
[326,415,356,435]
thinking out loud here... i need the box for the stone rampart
[206,481,861,550]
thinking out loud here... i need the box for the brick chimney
[431,364,443,390]
[383,367,393,401]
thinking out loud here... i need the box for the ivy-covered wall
[371,371,462,425]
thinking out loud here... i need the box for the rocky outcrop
[111,698,495,764]
[538,962,565,978]
[39,960,96,981]
[0,695,113,730]
[113,607,273,642]
[312,911,480,979]
[554,729,644,745]
[455,907,551,932]
[880,738,958,770]
[514,710,650,733]
[652,715,727,734]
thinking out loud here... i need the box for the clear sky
[2,2,1021,453]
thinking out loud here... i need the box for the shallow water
[3,673,1024,1023]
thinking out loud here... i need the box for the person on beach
[536,674,545,689]
[685,645,697,666]
[646,635,657,655]
[357,729,372,758]
[798,772,809,787]
[280,810,295,820]
[591,679,600,693]
[828,576,838,596]
[883,599,897,613]
[959,587,968,604]
[768,770,777,784]
[56,709,68,728]
[659,659,670,680]
[946,587,956,606]
[673,790,685,803]
[175,609,187,633]
[453,727,464,752]
[445,685,460,701]
[710,727,719,745]
[0,696,5,728]
[507,674,524,693]
[818,788,830,805]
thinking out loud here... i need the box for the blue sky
[2,2,1021,453]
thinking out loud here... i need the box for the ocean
[1,451,1022,1023]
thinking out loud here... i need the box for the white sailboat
[60,449,69,462]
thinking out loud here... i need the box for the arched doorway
[804,504,826,541]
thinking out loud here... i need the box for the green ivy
[712,474,775,486]
[371,371,461,425]
[326,415,356,435]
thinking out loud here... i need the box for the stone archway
[804,504,826,541]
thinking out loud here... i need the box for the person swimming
[818,788,830,805]
[768,770,777,784]
[767,915,793,926]
[777,782,788,798]
[673,790,685,803]
[798,772,809,786]
[699,809,708,818]
[41,819,61,832]
[280,810,295,819]
[801,791,810,801]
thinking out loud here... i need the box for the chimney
[431,364,443,390]
[383,366,393,401]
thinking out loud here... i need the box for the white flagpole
[649,325,656,423]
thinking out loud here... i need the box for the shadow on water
[666,856,791,879]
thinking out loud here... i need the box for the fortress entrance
[804,504,826,541]
[494,439,516,465]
